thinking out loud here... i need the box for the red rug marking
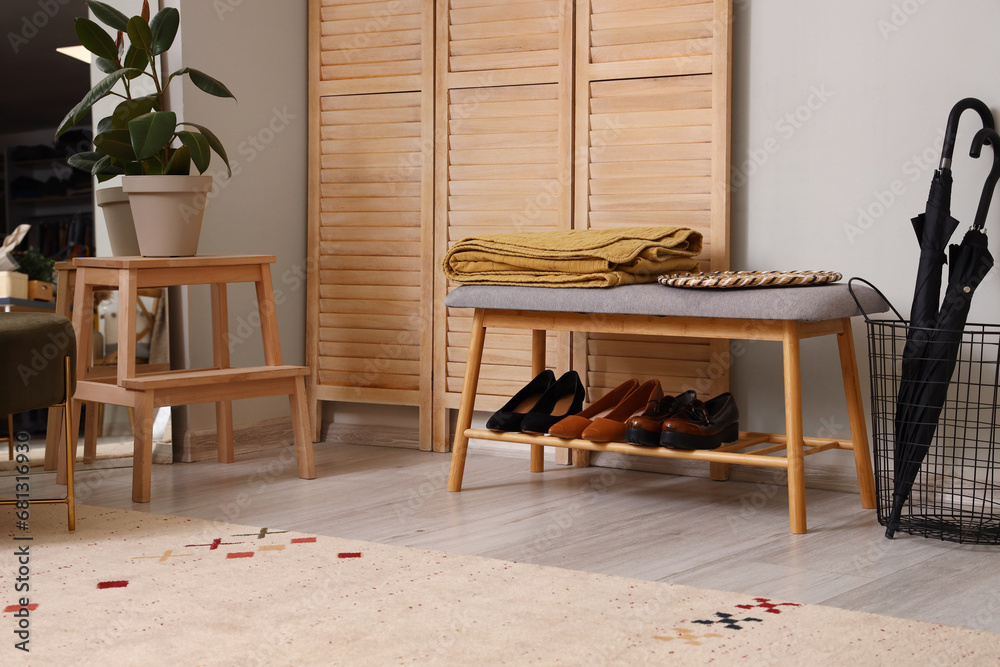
[291,537,317,544]
[227,552,255,559]
[4,603,39,613]
[97,581,129,590]
[735,598,801,614]
[338,552,362,558]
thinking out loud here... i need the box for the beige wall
[729,0,1000,460]
[169,0,308,433]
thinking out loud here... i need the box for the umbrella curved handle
[970,127,1000,230]
[941,98,995,170]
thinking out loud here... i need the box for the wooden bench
[444,282,889,534]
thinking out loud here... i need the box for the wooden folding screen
[308,0,731,453]
[307,0,436,445]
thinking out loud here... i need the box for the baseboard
[320,422,421,449]
[179,417,297,463]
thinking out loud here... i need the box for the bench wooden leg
[530,329,546,473]
[837,318,877,509]
[448,309,487,492]
[782,322,807,534]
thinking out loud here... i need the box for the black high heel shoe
[486,369,556,432]
[520,371,586,435]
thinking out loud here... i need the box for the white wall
[729,0,1000,453]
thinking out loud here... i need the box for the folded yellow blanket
[442,227,703,287]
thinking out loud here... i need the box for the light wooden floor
[15,442,1000,634]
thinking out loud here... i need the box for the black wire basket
[854,279,1000,544]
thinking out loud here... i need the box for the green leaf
[55,68,139,138]
[74,17,118,61]
[123,45,149,78]
[68,151,103,174]
[87,0,130,32]
[129,110,176,160]
[91,155,126,177]
[95,57,118,74]
[180,122,231,177]
[112,97,156,130]
[124,160,144,176]
[172,67,236,100]
[94,129,137,161]
[126,15,153,54]
[149,7,179,56]
[96,115,114,134]
[176,131,211,173]
[165,145,192,175]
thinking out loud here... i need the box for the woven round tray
[658,270,843,289]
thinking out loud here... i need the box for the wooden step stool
[59,255,316,503]
[444,282,889,534]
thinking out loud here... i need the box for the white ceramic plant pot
[95,186,140,257]
[121,175,214,257]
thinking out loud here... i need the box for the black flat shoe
[520,371,586,434]
[486,369,556,432]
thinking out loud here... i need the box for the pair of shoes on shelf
[625,391,739,450]
[485,370,586,434]
[548,378,664,442]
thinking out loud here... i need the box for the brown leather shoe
[548,379,639,439]
[624,390,697,446]
[659,392,739,450]
[582,379,663,442]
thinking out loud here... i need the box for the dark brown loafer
[659,392,739,450]
[623,390,697,446]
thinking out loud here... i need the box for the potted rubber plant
[55,0,235,256]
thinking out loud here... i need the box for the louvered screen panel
[440,83,569,412]
[587,75,714,267]
[447,0,561,73]
[575,0,731,409]
[317,92,428,402]
[588,0,715,79]
[319,0,425,94]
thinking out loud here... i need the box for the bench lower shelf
[465,429,855,470]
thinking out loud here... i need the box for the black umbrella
[886,126,1000,538]
[897,100,993,426]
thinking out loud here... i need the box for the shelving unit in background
[2,132,94,260]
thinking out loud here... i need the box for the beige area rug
[1,506,998,665]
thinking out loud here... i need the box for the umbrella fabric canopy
[895,100,992,449]
[887,125,1000,538]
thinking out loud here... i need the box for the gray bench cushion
[444,282,889,322]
